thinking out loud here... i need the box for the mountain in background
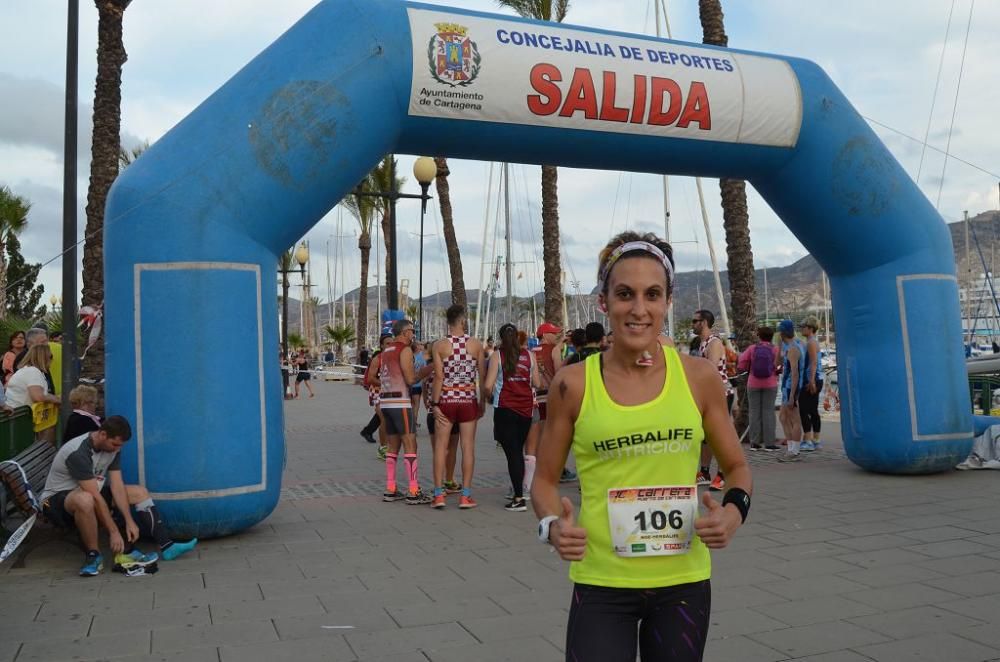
[285,210,1000,334]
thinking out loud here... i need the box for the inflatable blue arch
[105,0,972,537]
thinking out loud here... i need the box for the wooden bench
[0,440,77,565]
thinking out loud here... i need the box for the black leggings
[799,385,822,434]
[361,412,380,435]
[566,580,711,662]
[494,407,532,498]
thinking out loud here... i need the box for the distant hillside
[286,210,1000,335]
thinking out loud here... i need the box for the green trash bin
[0,406,35,462]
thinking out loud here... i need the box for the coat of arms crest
[427,22,481,87]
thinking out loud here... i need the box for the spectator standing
[693,309,732,490]
[738,327,780,451]
[777,319,805,462]
[2,331,25,385]
[799,317,824,451]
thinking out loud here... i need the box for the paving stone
[767,556,862,580]
[711,584,789,610]
[15,630,149,662]
[458,609,567,643]
[707,607,788,639]
[766,541,857,561]
[98,649,221,662]
[835,548,933,568]
[388,596,507,627]
[791,651,893,662]
[763,595,880,627]
[419,576,532,601]
[344,622,477,658]
[937,595,1000,622]
[845,582,965,610]
[210,595,326,622]
[748,620,889,657]
[702,634,786,662]
[754,574,870,600]
[710,565,787,587]
[895,525,983,542]
[274,608,398,639]
[955,623,1000,649]
[91,604,211,636]
[846,605,986,639]
[831,533,919,552]
[220,634,356,662]
[902,539,996,559]
[922,570,1000,597]
[317,585,430,612]
[855,631,1000,661]
[152,583,262,609]
[258,576,367,599]
[424,635,562,661]
[203,563,306,587]
[152,618,279,654]
[0,611,92,643]
[836,563,945,588]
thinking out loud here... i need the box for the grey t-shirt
[40,433,120,501]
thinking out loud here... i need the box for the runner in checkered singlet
[430,305,486,509]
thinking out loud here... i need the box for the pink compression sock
[403,454,419,493]
[524,455,537,495]
[385,452,398,492]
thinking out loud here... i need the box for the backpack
[750,343,775,379]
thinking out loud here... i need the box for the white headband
[598,241,674,292]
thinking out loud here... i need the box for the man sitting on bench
[38,415,197,576]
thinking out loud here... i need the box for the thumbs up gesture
[694,491,741,549]
[550,497,588,561]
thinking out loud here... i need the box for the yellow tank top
[569,345,711,588]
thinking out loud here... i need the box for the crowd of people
[0,325,199,577]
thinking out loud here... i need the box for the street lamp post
[279,242,309,398]
[353,156,434,324]
[412,157,437,338]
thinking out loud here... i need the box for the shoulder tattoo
[558,380,568,398]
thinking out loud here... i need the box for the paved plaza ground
[3,378,1000,661]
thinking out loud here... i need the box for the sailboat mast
[655,0,674,338]
[504,163,514,323]
[474,163,495,338]
[695,177,731,341]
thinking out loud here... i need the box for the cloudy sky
[1,0,997,310]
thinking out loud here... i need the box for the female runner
[532,231,752,661]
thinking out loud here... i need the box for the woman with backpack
[738,326,780,451]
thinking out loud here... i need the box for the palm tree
[81,0,132,380]
[0,186,30,320]
[496,0,569,326]
[433,158,467,308]
[287,332,306,351]
[344,174,379,350]
[324,324,357,359]
[698,0,756,434]
[369,156,405,296]
[118,140,149,169]
[405,303,418,322]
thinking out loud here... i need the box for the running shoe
[376,445,387,461]
[443,480,463,494]
[695,472,710,486]
[750,444,763,451]
[763,444,781,452]
[777,452,801,463]
[79,552,103,577]
[406,490,433,505]
[813,439,824,450]
[114,549,159,568]
[361,431,377,444]
[383,489,406,502]
[458,495,478,509]
[709,475,725,491]
[162,539,198,561]
[800,441,817,452]
[559,469,578,483]
[431,494,446,509]
[505,498,527,512]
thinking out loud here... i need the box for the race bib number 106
[607,486,696,557]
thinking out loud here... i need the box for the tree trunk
[699,0,756,437]
[357,231,371,351]
[434,157,467,309]
[81,0,132,381]
[0,241,7,319]
[540,164,563,326]
[381,207,392,299]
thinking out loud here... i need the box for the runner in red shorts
[430,305,486,509]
